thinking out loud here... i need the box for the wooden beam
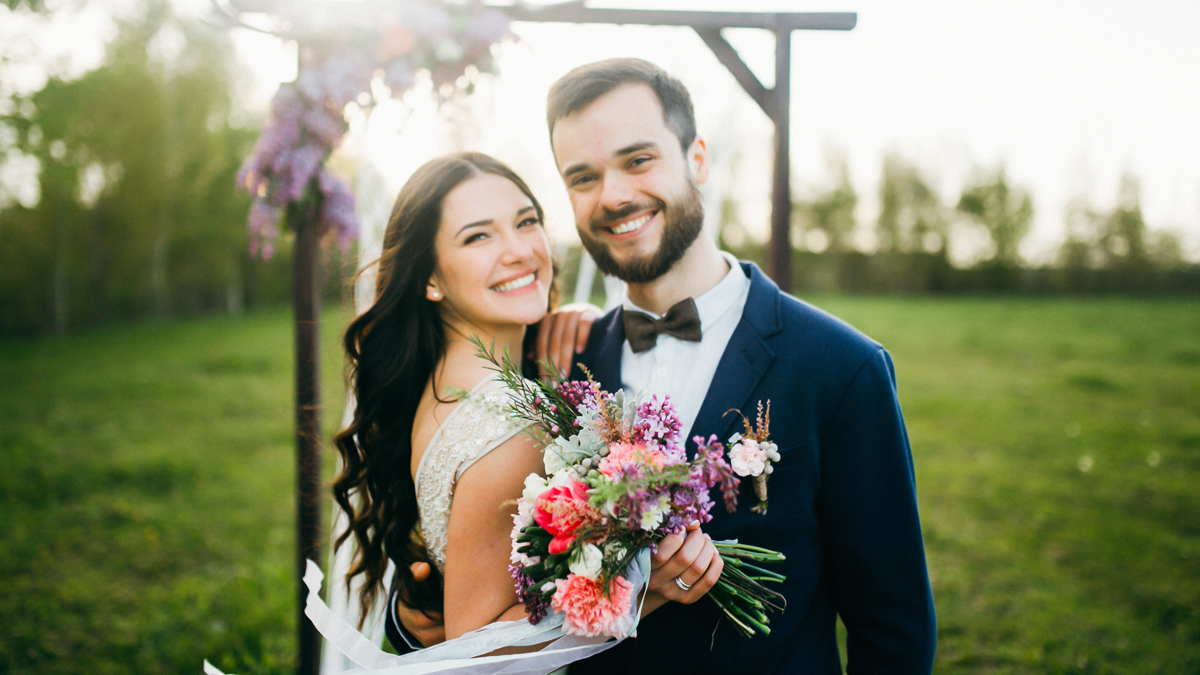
[694,27,771,117]
[506,5,856,32]
[769,28,793,291]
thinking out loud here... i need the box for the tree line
[0,4,351,338]
[720,152,1197,295]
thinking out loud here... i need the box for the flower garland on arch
[235,2,512,258]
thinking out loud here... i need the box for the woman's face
[428,173,552,335]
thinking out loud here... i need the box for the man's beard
[579,181,705,284]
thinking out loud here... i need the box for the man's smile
[604,210,658,240]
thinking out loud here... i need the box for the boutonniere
[725,401,780,514]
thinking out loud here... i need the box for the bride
[330,152,723,665]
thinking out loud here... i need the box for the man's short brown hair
[547,58,697,152]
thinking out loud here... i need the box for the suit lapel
[585,306,625,392]
[685,263,783,452]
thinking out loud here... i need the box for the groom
[545,58,936,673]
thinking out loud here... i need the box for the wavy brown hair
[332,152,551,626]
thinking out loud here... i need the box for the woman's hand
[535,302,604,379]
[642,522,724,616]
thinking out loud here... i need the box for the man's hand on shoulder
[535,302,603,379]
[398,562,445,647]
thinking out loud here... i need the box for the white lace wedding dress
[414,375,530,576]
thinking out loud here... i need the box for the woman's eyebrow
[456,219,492,236]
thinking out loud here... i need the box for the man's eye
[629,156,652,168]
[571,175,595,187]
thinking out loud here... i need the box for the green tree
[957,165,1034,268]
[876,152,947,254]
[0,1,267,336]
[795,149,857,253]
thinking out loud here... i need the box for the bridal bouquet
[473,338,787,639]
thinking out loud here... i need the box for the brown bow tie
[623,298,703,354]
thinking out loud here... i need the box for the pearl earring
[431,290,440,299]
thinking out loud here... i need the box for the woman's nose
[498,229,535,264]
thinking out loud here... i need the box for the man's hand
[397,562,445,647]
[535,303,603,379]
[644,522,724,614]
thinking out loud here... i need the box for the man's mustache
[589,198,665,231]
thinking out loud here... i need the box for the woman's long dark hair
[332,152,551,626]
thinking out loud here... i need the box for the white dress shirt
[620,252,750,439]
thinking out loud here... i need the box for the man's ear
[688,136,710,186]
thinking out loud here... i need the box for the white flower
[547,469,578,488]
[639,495,671,531]
[509,500,540,566]
[568,543,604,581]
[522,474,549,501]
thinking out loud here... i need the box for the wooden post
[769,27,793,293]
[292,198,322,675]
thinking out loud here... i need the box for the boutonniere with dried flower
[725,401,781,514]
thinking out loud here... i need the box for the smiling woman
[331,153,555,641]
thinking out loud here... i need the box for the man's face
[551,83,708,283]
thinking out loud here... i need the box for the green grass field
[1,298,1197,674]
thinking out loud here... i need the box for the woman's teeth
[612,213,652,235]
[491,273,536,293]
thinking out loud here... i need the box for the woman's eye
[464,232,487,244]
[518,217,540,229]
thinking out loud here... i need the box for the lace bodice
[414,376,530,574]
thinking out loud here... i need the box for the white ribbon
[205,549,652,675]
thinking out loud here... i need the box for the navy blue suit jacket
[567,262,936,674]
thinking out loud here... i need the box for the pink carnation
[729,439,768,477]
[551,574,635,639]
[598,442,667,478]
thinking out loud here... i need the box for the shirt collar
[622,251,749,331]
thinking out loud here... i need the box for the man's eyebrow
[615,140,659,157]
[456,219,491,236]
[561,141,661,178]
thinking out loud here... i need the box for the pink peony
[533,478,592,555]
[598,442,667,478]
[551,574,635,639]
[729,439,768,477]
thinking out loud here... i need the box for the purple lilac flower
[510,565,550,624]
[316,169,359,252]
[632,395,682,456]
[692,435,740,514]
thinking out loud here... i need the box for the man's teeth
[492,273,536,293]
[612,214,652,235]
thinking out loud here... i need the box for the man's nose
[597,169,635,212]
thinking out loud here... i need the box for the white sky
[7,0,1200,262]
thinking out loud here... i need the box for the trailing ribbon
[204,549,651,675]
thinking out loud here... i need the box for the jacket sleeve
[817,349,937,674]
[383,576,422,655]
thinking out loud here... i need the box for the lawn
[1,298,1197,674]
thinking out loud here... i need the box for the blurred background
[1,0,1197,673]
